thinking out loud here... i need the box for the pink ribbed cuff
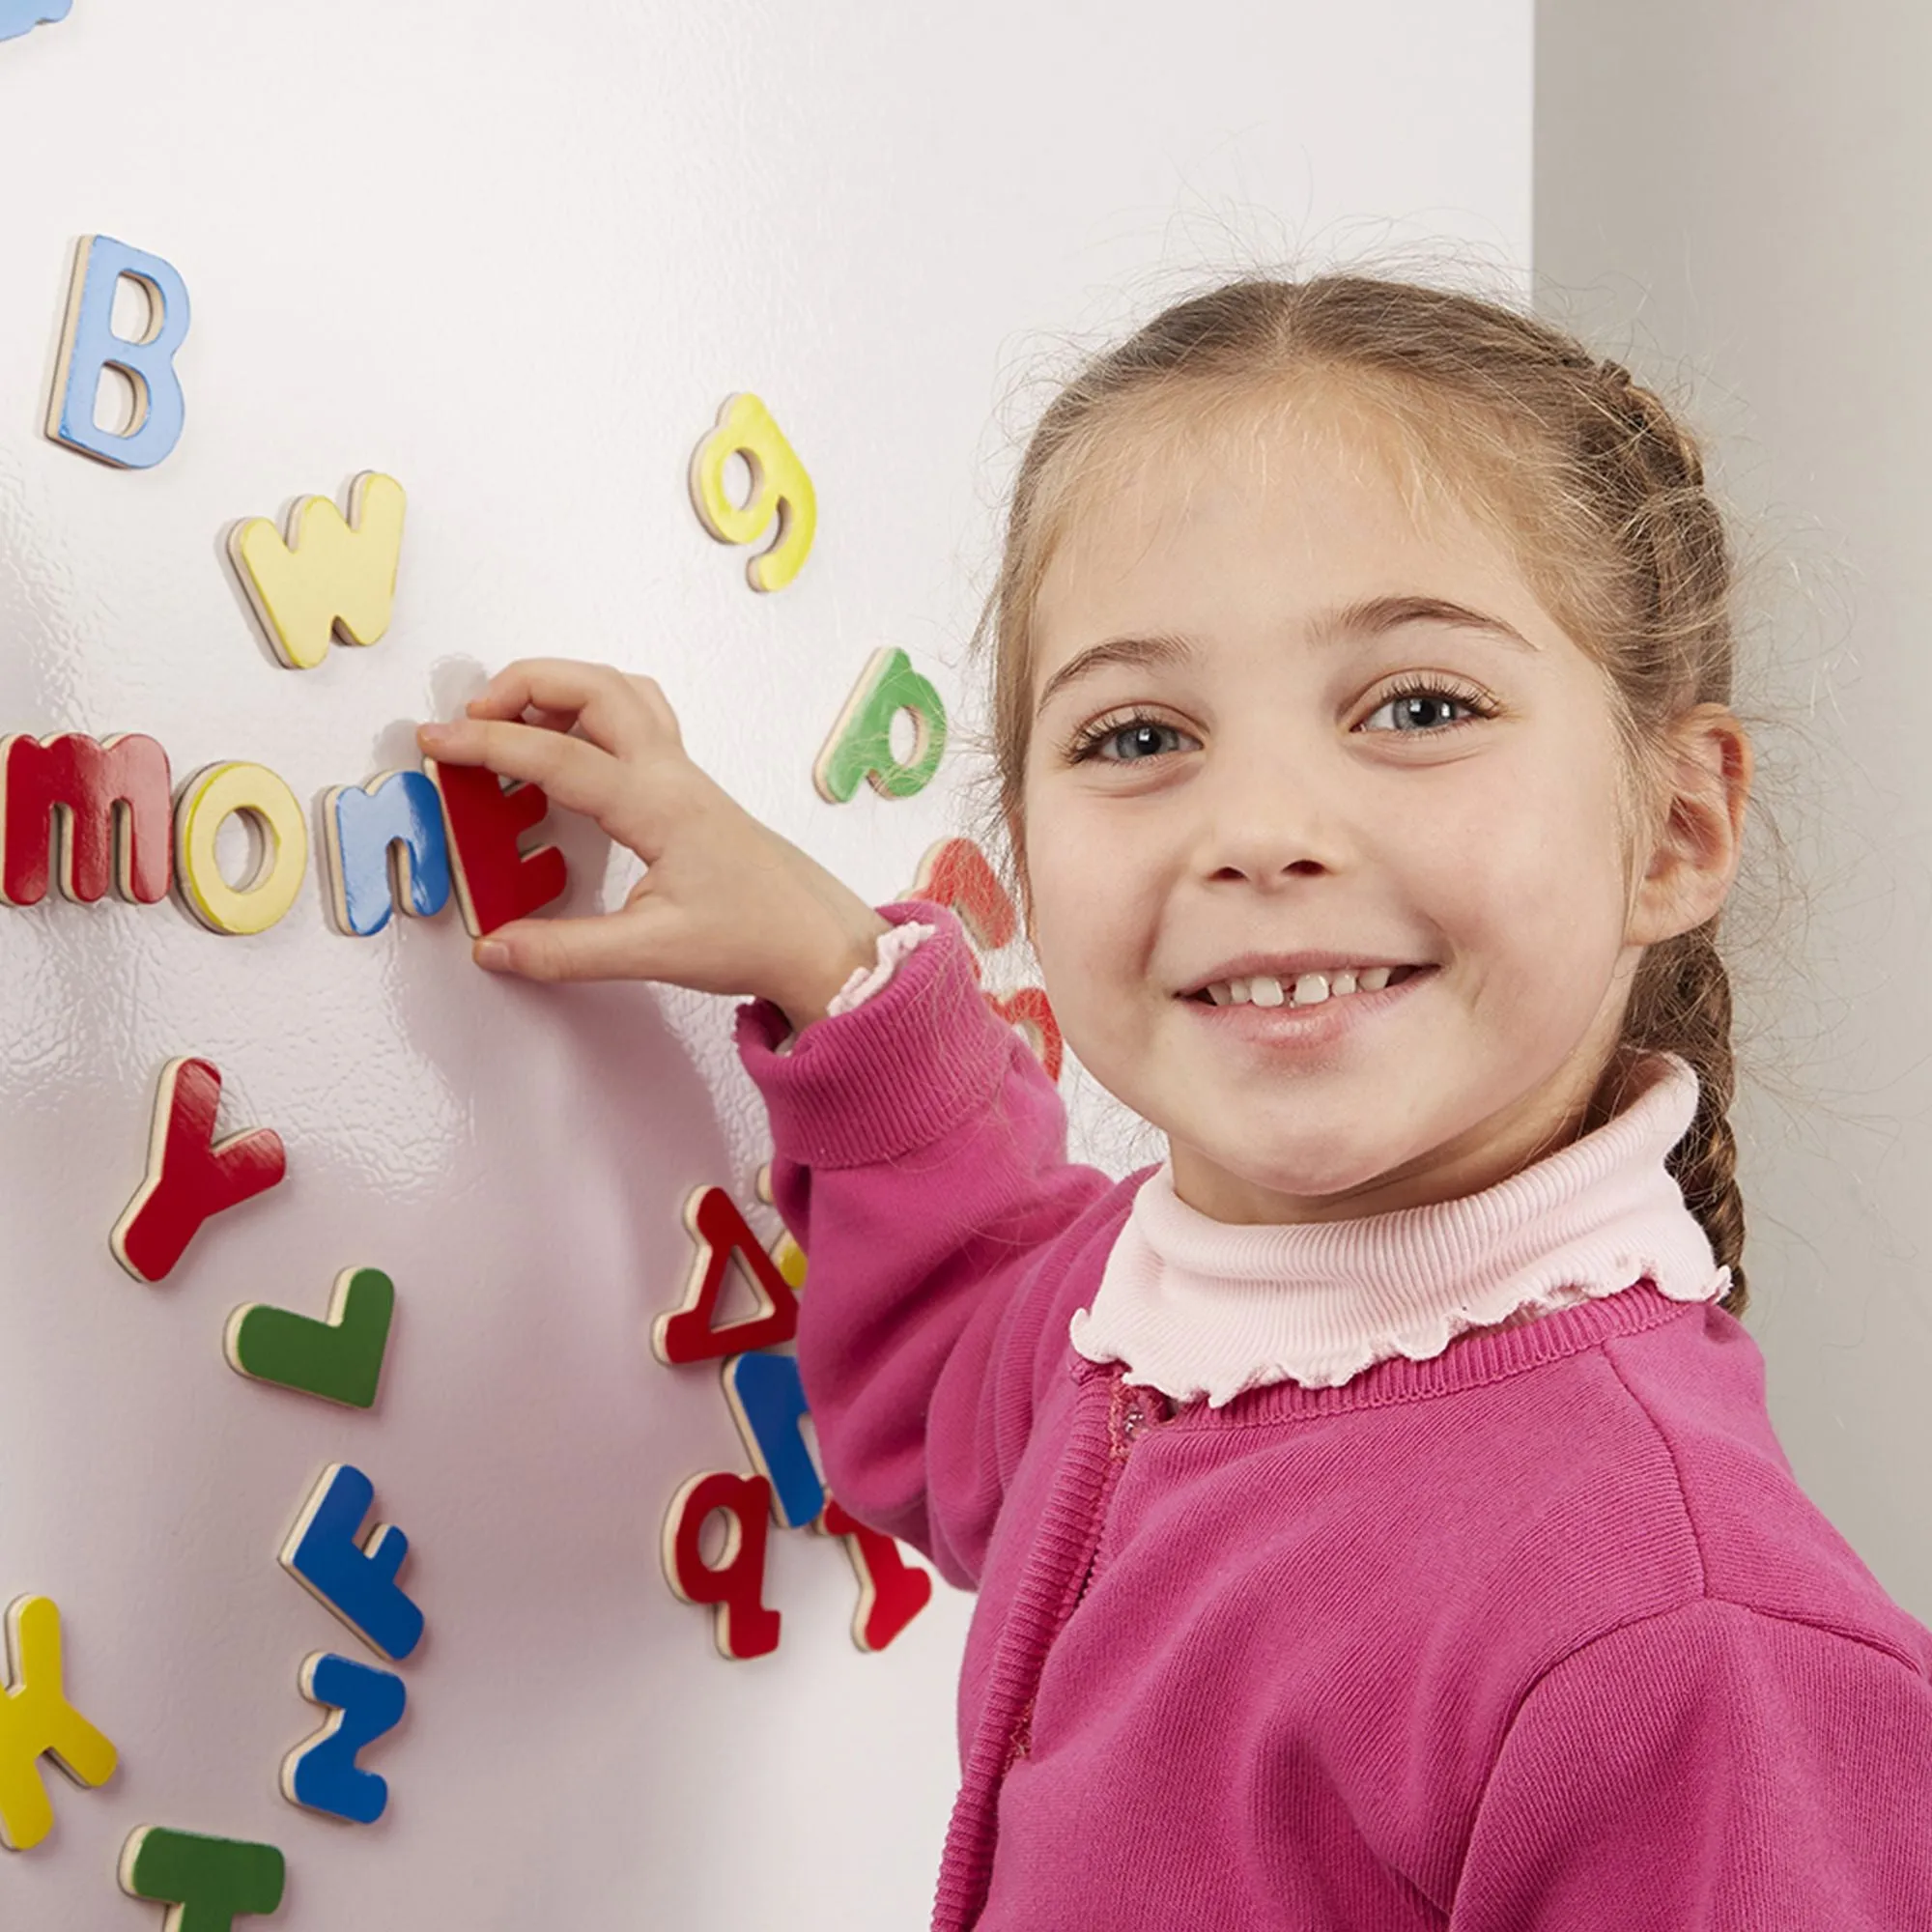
[830,918,934,1012]
[771,920,936,1058]
[735,901,1022,1168]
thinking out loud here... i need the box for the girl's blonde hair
[967,273,1754,1316]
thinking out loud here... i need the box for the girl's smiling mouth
[1179,963,1438,1039]
[1180,961,1434,1006]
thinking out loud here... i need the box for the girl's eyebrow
[1034,595,1539,718]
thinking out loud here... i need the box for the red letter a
[653,1185,800,1365]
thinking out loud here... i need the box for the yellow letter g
[688,393,817,591]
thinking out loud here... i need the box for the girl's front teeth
[1208,966,1401,1009]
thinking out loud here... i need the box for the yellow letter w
[229,471,408,669]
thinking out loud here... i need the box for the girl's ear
[1627,704,1753,946]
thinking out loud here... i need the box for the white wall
[0,3,1531,1925]
[1536,2,1932,1621]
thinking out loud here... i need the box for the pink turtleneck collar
[1068,1049,1730,1406]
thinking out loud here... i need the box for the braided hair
[1585,358,1748,1312]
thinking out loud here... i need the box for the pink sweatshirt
[735,900,1932,1930]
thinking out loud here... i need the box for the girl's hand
[415,659,892,1032]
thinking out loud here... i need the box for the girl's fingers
[467,658,612,719]
[464,660,679,760]
[473,907,670,984]
[421,721,666,855]
[415,712,595,779]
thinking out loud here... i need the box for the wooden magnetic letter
[654,1185,800,1365]
[278,1463,424,1663]
[323,773,451,936]
[46,236,191,469]
[281,1651,405,1826]
[229,473,408,670]
[662,1472,781,1660]
[722,1351,824,1529]
[0,732,172,906]
[753,1162,808,1290]
[988,983,1065,1084]
[119,1828,285,1930]
[111,1058,286,1283]
[902,838,1064,1079]
[909,836,1017,952]
[226,1266,395,1410]
[0,1596,117,1851]
[174,762,308,936]
[688,392,816,590]
[422,757,567,937]
[818,1501,934,1654]
[0,3,73,42]
[813,647,948,803]
[774,1228,807,1292]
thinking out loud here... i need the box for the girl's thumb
[472,915,651,984]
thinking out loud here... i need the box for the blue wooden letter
[282,1651,406,1825]
[46,236,191,469]
[278,1463,424,1662]
[325,772,453,935]
[0,2,72,43]
[722,1351,825,1529]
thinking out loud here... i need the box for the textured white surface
[0,2,1529,1924]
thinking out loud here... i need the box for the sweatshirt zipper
[1070,1374,1171,1613]
[1007,1376,1170,1772]
[938,1371,1168,1929]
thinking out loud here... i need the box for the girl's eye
[1359,676,1497,735]
[1065,677,1497,764]
[1066,716,1195,764]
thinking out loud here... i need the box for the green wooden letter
[812,647,949,802]
[224,1266,395,1409]
[119,1827,285,1930]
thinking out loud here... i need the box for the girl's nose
[1192,742,1341,887]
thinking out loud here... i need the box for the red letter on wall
[907,837,1065,1079]
[819,1499,933,1652]
[0,733,172,905]
[662,1472,781,1660]
[111,1059,287,1283]
[654,1185,801,1365]
[987,984,1065,1084]
[422,757,567,937]
[910,836,1017,952]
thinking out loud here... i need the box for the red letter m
[1,733,172,906]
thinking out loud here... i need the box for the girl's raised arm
[415,657,891,1027]
[422,661,1123,1580]
[738,901,1128,1586]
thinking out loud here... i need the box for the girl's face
[1020,398,1737,1224]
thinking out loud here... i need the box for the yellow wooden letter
[229,471,407,669]
[687,395,816,591]
[753,1164,809,1289]
[0,1597,118,1852]
[174,762,310,935]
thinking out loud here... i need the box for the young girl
[416,275,1932,1928]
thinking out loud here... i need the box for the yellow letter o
[175,762,309,935]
